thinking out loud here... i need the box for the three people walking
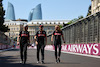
[17,24,65,64]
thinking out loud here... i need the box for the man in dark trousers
[34,24,47,64]
[18,24,30,64]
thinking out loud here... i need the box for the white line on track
[46,50,100,59]
[0,48,13,52]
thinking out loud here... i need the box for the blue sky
[3,0,91,20]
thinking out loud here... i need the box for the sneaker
[41,61,44,64]
[23,61,26,64]
[55,59,58,64]
[20,61,23,64]
[58,58,60,63]
[37,61,40,64]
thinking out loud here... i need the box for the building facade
[4,20,27,39]
[27,20,69,43]
[4,20,70,43]
[91,0,100,14]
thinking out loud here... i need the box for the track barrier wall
[45,11,100,56]
[0,31,11,50]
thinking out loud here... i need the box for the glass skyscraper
[28,4,42,21]
[6,2,15,20]
[28,9,34,22]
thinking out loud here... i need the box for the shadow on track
[7,49,20,51]
[0,55,46,67]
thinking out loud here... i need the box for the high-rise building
[32,4,42,20]
[91,0,100,14]
[28,9,34,22]
[28,4,42,21]
[6,2,15,20]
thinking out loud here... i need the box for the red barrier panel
[14,43,100,56]
[61,43,100,56]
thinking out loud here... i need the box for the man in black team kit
[34,24,47,64]
[51,25,65,63]
[18,24,30,64]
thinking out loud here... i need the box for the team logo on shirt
[21,34,28,37]
[38,34,45,37]
[54,33,61,35]
[21,31,29,37]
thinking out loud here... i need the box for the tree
[87,5,91,16]
[78,15,84,20]
[59,25,63,28]
[67,18,78,25]
[66,15,84,25]
[0,0,9,32]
